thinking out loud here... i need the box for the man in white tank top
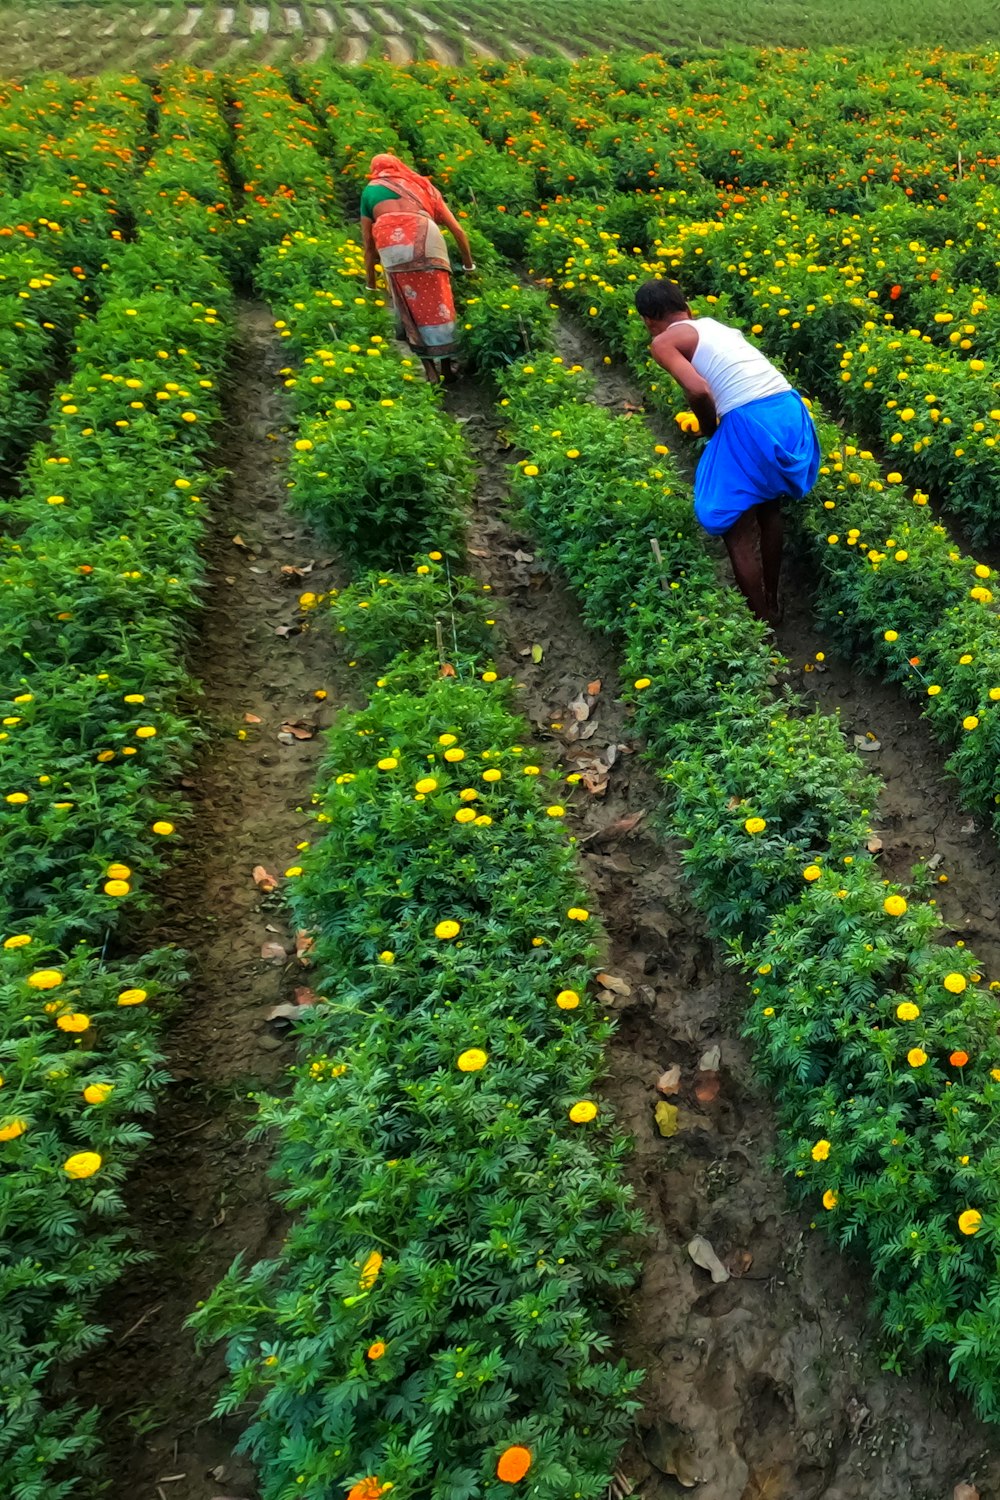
[636,278,820,625]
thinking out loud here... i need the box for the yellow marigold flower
[27,969,63,990]
[927,684,941,696]
[444,748,465,762]
[135,726,156,739]
[3,934,31,949]
[416,565,430,575]
[474,814,493,826]
[64,1151,102,1179]
[377,757,398,770]
[523,766,540,776]
[294,438,313,451]
[958,1209,983,1236]
[435,920,460,940]
[744,817,766,834]
[944,972,967,994]
[803,865,821,882]
[546,805,565,818]
[106,863,131,880]
[5,792,28,805]
[569,1100,598,1124]
[334,399,352,411]
[84,1083,113,1105]
[57,1012,90,1032]
[567,907,589,921]
[556,989,580,1009]
[483,769,502,783]
[152,821,174,835]
[482,671,498,683]
[886,472,902,484]
[455,808,476,823]
[104,880,130,897]
[907,1047,928,1068]
[897,1001,920,1020]
[117,988,147,1006]
[883,895,907,917]
[415,777,438,794]
[884,630,898,642]
[438,734,457,746]
[964,716,980,731]
[976,564,991,580]
[359,1250,383,1288]
[822,1190,838,1210]
[523,464,539,476]
[634,677,651,690]
[811,1139,831,1161]
[457,1048,487,1072]
[459,788,478,802]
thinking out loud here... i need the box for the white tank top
[683,317,789,418]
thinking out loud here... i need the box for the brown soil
[444,338,1000,1500]
[75,302,343,1500]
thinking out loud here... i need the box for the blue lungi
[693,389,821,536]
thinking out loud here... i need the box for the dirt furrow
[73,302,341,1500]
[444,357,1000,1500]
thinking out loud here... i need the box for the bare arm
[361,216,378,291]
[436,200,475,271]
[651,331,718,438]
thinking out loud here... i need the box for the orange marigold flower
[367,1341,387,1360]
[497,1446,533,1484]
[950,1051,970,1067]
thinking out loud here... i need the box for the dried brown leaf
[583,809,647,845]
[596,972,631,996]
[252,865,280,892]
[293,986,319,1008]
[439,662,456,678]
[243,712,262,724]
[656,1064,681,1095]
[587,679,602,696]
[260,941,287,961]
[694,1071,721,1104]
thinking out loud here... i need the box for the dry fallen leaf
[867,834,884,854]
[587,679,602,696]
[261,941,287,961]
[694,1071,721,1105]
[568,692,592,722]
[583,809,647,845]
[699,1045,721,1072]
[293,986,319,1008]
[279,721,315,741]
[439,662,456,678]
[274,624,299,638]
[656,1064,682,1095]
[243,712,262,724]
[727,1248,754,1278]
[687,1234,730,1283]
[231,534,248,549]
[953,1487,979,1500]
[654,1101,678,1138]
[531,642,544,664]
[295,930,315,960]
[596,972,631,996]
[252,865,280,893]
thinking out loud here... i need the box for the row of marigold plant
[521,201,1000,838]
[188,202,646,1499]
[0,75,239,1500]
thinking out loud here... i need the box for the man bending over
[636,278,820,624]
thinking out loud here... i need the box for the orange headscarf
[369,153,442,218]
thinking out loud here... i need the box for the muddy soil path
[445,352,1000,1500]
[75,301,341,1500]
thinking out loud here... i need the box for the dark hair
[634,278,690,320]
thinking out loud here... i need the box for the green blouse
[360,182,400,217]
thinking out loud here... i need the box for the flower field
[7,44,1000,1500]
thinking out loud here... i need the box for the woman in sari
[361,153,475,383]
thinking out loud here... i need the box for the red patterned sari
[367,157,458,361]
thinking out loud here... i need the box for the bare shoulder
[652,320,698,359]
